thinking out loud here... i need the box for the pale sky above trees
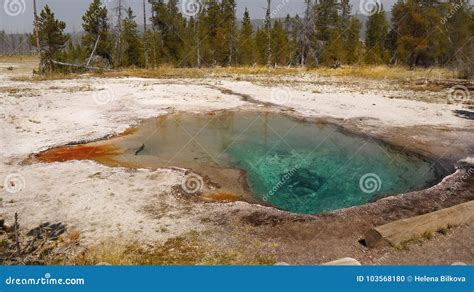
[0,0,401,33]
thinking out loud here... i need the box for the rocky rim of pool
[29,109,460,216]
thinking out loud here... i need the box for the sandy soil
[0,63,473,264]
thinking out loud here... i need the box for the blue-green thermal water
[138,112,440,214]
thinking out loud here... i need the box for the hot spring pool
[130,112,441,214]
[37,111,442,214]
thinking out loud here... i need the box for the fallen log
[364,200,474,248]
[51,60,100,71]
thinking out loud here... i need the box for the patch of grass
[0,54,38,63]
[311,65,459,80]
[98,66,301,79]
[10,73,80,82]
[421,231,433,240]
[395,225,458,251]
[63,231,275,266]
[0,239,8,250]
[438,227,450,235]
[33,73,82,81]
[437,224,456,236]
[396,231,434,251]
[6,62,463,82]
[97,65,463,82]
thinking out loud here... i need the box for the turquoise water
[138,112,440,214]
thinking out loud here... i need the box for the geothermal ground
[0,59,473,265]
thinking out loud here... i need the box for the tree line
[32,0,473,76]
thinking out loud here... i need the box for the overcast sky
[1,0,400,33]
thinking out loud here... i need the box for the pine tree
[340,0,362,65]
[345,17,362,64]
[82,0,112,66]
[121,8,144,67]
[314,0,338,42]
[255,28,268,65]
[340,0,351,33]
[314,0,341,66]
[150,0,185,65]
[365,6,389,64]
[441,0,473,77]
[271,20,291,66]
[181,17,199,67]
[33,5,68,73]
[391,0,446,67]
[62,38,86,66]
[220,0,237,65]
[144,29,161,67]
[201,0,221,65]
[237,8,256,66]
[321,25,344,66]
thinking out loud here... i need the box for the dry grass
[395,224,457,251]
[58,231,275,266]
[98,64,301,79]
[0,53,462,82]
[0,54,39,77]
[0,54,39,63]
[311,65,459,80]
[98,65,463,81]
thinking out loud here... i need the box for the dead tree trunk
[33,0,41,52]
[86,35,101,67]
[51,60,100,70]
[33,0,46,73]
[301,0,312,66]
[265,0,272,68]
[115,0,123,67]
[143,0,148,67]
[196,16,201,68]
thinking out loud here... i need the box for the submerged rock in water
[283,168,325,196]
[135,144,145,155]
